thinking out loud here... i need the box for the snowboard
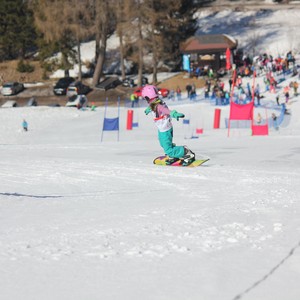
[153,155,209,167]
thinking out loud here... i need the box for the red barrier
[252,124,269,136]
[213,108,221,129]
[126,110,133,130]
[196,128,203,134]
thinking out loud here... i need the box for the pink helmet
[142,85,159,102]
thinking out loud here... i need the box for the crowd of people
[162,50,297,131]
[122,49,297,132]
[183,51,298,107]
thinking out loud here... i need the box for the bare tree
[31,0,91,78]
[91,0,115,87]
[68,0,93,80]
[141,0,194,84]
[115,0,132,81]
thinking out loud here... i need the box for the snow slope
[195,8,300,56]
[1,73,300,300]
[1,7,300,300]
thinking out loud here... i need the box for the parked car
[1,100,17,108]
[66,94,88,108]
[1,82,24,96]
[158,88,170,98]
[95,76,121,91]
[48,103,61,107]
[122,77,135,87]
[66,81,91,96]
[53,77,75,95]
[27,97,38,106]
[133,86,169,98]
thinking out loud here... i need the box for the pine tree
[0,0,36,60]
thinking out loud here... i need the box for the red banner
[229,101,254,120]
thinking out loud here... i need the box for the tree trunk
[151,26,158,84]
[119,33,126,81]
[137,18,143,87]
[152,53,158,84]
[92,24,107,87]
[77,39,82,81]
[62,52,70,77]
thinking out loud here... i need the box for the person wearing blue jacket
[22,119,28,131]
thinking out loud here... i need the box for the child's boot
[181,146,195,166]
[166,157,180,165]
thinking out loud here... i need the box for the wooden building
[180,34,238,73]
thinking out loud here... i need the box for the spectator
[229,78,233,91]
[190,83,196,100]
[256,113,262,124]
[195,66,201,78]
[130,93,137,108]
[204,84,210,99]
[186,83,192,98]
[276,94,280,106]
[208,68,214,78]
[293,81,298,96]
[272,113,279,130]
[254,83,261,106]
[224,90,230,105]
[206,79,211,92]
[168,89,175,101]
[283,86,290,103]
[176,86,182,100]
[236,75,242,88]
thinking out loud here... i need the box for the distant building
[180,34,238,73]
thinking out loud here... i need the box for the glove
[170,110,185,121]
[144,106,152,115]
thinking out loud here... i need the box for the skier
[142,84,195,166]
[22,119,28,132]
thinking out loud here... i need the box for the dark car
[66,81,91,96]
[95,76,121,91]
[53,77,75,95]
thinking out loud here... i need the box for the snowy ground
[1,66,300,300]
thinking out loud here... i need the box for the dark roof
[180,34,237,53]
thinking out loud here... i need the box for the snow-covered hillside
[195,7,300,56]
[52,7,300,78]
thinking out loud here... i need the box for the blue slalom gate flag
[103,117,119,131]
[101,97,120,142]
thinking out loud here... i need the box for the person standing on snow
[283,86,290,103]
[22,119,28,131]
[130,93,137,108]
[142,85,195,166]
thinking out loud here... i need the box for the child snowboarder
[142,84,195,166]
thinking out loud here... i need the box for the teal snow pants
[158,128,185,158]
